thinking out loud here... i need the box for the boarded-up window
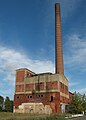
[46,81,58,90]
[25,84,34,91]
[16,85,24,92]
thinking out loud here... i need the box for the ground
[0,112,86,120]
[71,116,86,120]
[0,112,66,120]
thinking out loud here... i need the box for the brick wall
[14,69,69,113]
[14,92,61,113]
[60,96,69,103]
[16,85,24,92]
[69,92,74,103]
[60,82,68,94]
[46,81,58,90]
[16,68,35,83]
[35,82,44,91]
[16,70,25,82]
[25,84,34,92]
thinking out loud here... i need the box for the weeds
[0,112,66,120]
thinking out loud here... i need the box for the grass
[0,112,67,120]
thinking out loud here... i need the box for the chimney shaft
[55,3,64,74]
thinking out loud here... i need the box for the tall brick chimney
[55,3,64,74]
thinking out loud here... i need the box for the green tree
[0,96,4,111]
[82,94,86,113]
[5,96,13,112]
[69,92,86,114]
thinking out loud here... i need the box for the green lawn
[0,112,67,120]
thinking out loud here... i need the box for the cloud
[69,82,80,88]
[71,88,86,95]
[69,87,86,95]
[0,45,54,73]
[77,88,86,94]
[64,34,86,71]
[0,45,54,99]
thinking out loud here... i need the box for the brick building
[14,3,73,114]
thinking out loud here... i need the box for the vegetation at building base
[0,96,13,112]
[69,92,86,114]
[0,112,66,120]
[0,96,4,111]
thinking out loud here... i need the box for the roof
[33,72,53,76]
[16,68,35,74]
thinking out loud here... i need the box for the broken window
[30,96,32,98]
[28,95,32,98]
[50,96,53,102]
[41,95,43,97]
[17,96,19,99]
[38,95,40,97]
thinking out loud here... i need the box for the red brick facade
[14,91,61,113]
[60,82,68,94]
[14,69,71,113]
[69,92,74,103]
[26,84,34,92]
[16,68,35,83]
[55,3,64,74]
[16,70,25,82]
[16,84,24,92]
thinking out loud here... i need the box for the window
[17,96,19,99]
[27,73,30,77]
[60,82,62,88]
[50,96,53,102]
[30,96,32,98]
[41,95,43,97]
[38,95,40,97]
[28,95,32,98]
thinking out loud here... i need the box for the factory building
[14,3,73,114]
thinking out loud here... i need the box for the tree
[0,96,4,111]
[5,96,13,112]
[82,94,86,113]
[69,92,86,114]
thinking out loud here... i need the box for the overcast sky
[0,0,86,99]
